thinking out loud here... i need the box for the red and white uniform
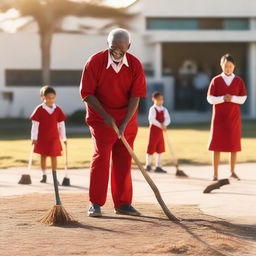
[30,103,66,156]
[80,49,146,208]
[207,73,247,152]
[147,105,171,154]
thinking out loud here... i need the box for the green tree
[0,0,137,84]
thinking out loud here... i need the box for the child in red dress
[30,86,67,183]
[207,54,247,181]
[145,91,171,173]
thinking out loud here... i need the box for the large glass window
[146,18,249,30]
[147,18,198,30]
[224,19,249,30]
[5,69,81,86]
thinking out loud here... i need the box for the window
[146,18,249,30]
[147,18,198,30]
[224,19,249,30]
[5,69,81,86]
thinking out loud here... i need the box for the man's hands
[85,95,140,139]
[224,94,233,102]
[104,114,126,138]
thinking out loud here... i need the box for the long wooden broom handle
[28,144,34,173]
[113,124,179,222]
[164,131,178,166]
[64,143,68,177]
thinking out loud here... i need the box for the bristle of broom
[18,174,32,185]
[39,205,75,226]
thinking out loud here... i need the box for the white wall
[143,0,256,17]
[1,0,256,118]
[0,31,146,118]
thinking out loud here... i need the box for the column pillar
[247,42,256,118]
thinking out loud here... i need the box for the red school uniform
[80,49,146,208]
[208,75,247,152]
[30,104,66,156]
[147,107,165,154]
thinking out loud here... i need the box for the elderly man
[80,28,146,217]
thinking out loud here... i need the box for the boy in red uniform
[80,28,146,217]
[145,91,170,173]
[207,54,247,181]
[30,86,67,183]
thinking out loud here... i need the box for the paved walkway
[1,163,255,225]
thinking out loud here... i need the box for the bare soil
[1,193,255,256]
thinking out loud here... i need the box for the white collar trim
[154,104,164,111]
[221,72,235,79]
[106,50,129,69]
[42,103,56,113]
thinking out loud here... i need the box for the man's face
[108,40,130,62]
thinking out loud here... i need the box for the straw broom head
[39,205,75,226]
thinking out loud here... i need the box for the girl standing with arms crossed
[207,54,247,181]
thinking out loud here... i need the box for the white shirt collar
[42,103,56,114]
[154,104,164,111]
[221,72,235,79]
[221,72,235,86]
[106,50,129,70]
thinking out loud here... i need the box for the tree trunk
[39,27,53,85]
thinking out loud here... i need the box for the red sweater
[80,50,146,124]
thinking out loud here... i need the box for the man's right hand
[32,140,37,145]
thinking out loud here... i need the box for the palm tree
[0,0,138,84]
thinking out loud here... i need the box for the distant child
[207,54,247,181]
[30,86,67,183]
[145,91,171,173]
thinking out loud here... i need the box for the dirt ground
[1,193,255,256]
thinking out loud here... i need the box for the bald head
[107,28,131,44]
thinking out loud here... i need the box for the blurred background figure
[193,67,210,112]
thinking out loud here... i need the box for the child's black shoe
[212,176,218,181]
[230,172,240,180]
[154,167,167,173]
[40,175,47,183]
[144,165,152,172]
[176,169,188,177]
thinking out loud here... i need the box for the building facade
[0,0,256,122]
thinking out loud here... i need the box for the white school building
[0,0,256,122]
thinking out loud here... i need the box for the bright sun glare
[0,0,137,33]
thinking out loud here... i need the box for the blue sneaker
[115,204,141,216]
[88,203,102,217]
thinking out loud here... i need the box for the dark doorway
[162,43,248,111]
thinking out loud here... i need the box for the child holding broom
[145,91,171,173]
[30,86,67,183]
[207,54,247,181]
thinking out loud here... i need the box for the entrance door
[162,43,247,112]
